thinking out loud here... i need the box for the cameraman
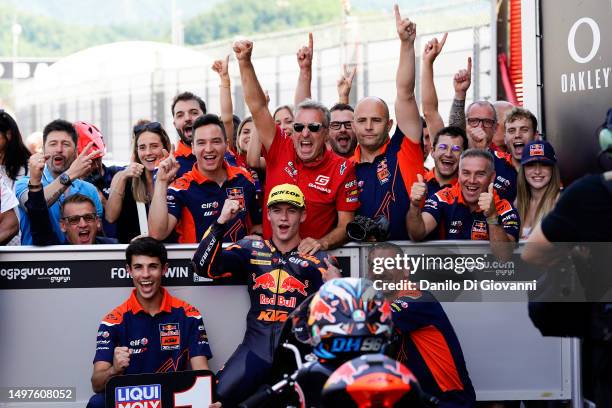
[522,107,612,406]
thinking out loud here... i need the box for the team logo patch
[339,161,347,176]
[315,175,330,186]
[530,143,544,156]
[252,240,264,249]
[115,384,161,408]
[226,187,245,208]
[159,323,180,351]
[376,159,390,184]
[471,220,489,240]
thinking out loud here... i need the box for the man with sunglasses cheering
[15,119,103,244]
[25,150,115,245]
[235,38,359,254]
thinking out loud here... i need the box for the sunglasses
[293,122,324,133]
[133,121,163,135]
[62,213,98,226]
[329,121,352,130]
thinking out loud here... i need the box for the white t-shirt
[1,174,20,246]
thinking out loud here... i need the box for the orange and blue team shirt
[174,141,196,178]
[392,292,476,407]
[424,168,457,197]
[93,288,212,374]
[174,140,242,178]
[491,149,517,202]
[351,125,425,240]
[167,162,261,243]
[423,183,520,241]
[262,126,360,240]
[423,169,457,240]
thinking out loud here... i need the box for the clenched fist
[233,40,253,62]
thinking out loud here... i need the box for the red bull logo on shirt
[159,323,180,351]
[252,269,309,296]
[471,220,489,240]
[226,187,245,208]
[115,384,161,408]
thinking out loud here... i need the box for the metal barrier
[0,242,575,407]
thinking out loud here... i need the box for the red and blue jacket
[423,183,520,241]
[191,221,328,359]
[93,288,212,374]
[352,126,425,240]
[167,162,261,243]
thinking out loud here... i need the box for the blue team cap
[521,140,557,166]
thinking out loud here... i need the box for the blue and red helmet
[305,278,393,360]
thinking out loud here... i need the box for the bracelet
[486,216,499,225]
[219,83,231,89]
[110,188,125,198]
[28,182,42,190]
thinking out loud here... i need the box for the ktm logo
[257,309,289,322]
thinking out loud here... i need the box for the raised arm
[235,40,276,152]
[449,57,472,130]
[148,148,179,240]
[394,5,421,144]
[294,33,313,106]
[421,33,447,139]
[337,64,357,105]
[18,144,99,209]
[212,55,235,150]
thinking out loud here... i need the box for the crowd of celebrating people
[1,6,585,408]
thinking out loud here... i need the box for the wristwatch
[59,172,72,187]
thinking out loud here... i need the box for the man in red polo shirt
[234,39,359,254]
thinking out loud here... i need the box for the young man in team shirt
[504,107,539,170]
[349,6,425,241]
[423,126,468,196]
[87,237,212,408]
[171,92,207,178]
[235,38,359,255]
[149,114,261,243]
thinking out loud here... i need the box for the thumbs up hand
[478,183,497,218]
[410,173,428,207]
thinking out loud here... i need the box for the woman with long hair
[105,121,171,243]
[516,140,561,240]
[0,109,31,187]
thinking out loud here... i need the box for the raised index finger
[467,56,473,75]
[439,32,448,49]
[394,4,401,25]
